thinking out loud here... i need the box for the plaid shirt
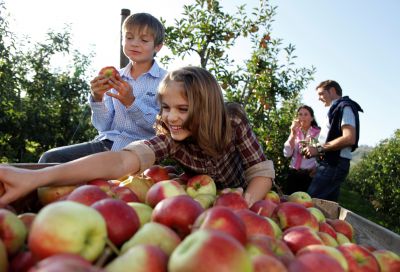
[143,115,270,189]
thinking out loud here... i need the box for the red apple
[145,179,187,208]
[28,201,107,262]
[28,253,103,272]
[98,66,118,78]
[168,229,253,272]
[318,231,339,247]
[307,207,326,223]
[192,206,247,245]
[264,190,281,204]
[121,222,181,256]
[152,195,204,239]
[287,252,345,272]
[214,192,249,210]
[250,199,278,218]
[287,191,313,208]
[0,239,8,272]
[252,254,288,272]
[372,249,400,272]
[186,174,217,198]
[319,221,337,239]
[0,208,27,256]
[66,184,110,206]
[119,175,153,203]
[282,226,324,254]
[9,250,36,272]
[87,179,112,194]
[327,218,354,242]
[37,185,78,205]
[91,198,140,247]
[336,232,351,245]
[275,202,319,231]
[235,209,277,238]
[337,243,380,272]
[246,234,295,266]
[297,244,349,271]
[143,165,170,183]
[110,186,140,202]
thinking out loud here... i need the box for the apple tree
[160,0,315,186]
[0,2,96,162]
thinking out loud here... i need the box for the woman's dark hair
[297,105,319,128]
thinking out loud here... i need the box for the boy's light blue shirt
[89,61,167,151]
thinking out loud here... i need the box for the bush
[347,129,400,234]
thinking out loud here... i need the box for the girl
[0,66,275,206]
[283,105,320,194]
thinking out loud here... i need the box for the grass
[338,182,397,234]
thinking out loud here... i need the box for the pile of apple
[0,165,399,272]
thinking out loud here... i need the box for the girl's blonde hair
[155,66,236,157]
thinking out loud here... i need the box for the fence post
[120,9,131,68]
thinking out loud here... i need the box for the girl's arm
[0,150,140,206]
[244,176,273,206]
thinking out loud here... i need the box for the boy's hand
[106,74,135,108]
[90,66,119,102]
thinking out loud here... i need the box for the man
[304,80,363,201]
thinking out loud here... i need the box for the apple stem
[106,238,121,256]
[94,247,113,268]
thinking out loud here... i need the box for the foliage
[160,0,315,185]
[0,3,96,163]
[346,129,400,233]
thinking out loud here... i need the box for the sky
[3,0,399,147]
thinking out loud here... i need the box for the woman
[283,105,320,194]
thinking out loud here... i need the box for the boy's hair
[123,13,165,46]
[316,80,342,96]
[155,66,235,157]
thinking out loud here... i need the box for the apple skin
[0,239,8,272]
[186,174,217,198]
[264,190,281,204]
[87,179,112,194]
[372,249,400,272]
[235,209,277,238]
[193,193,216,209]
[319,221,337,239]
[28,253,103,272]
[28,201,107,262]
[252,254,288,272]
[119,176,153,203]
[287,191,313,208]
[245,234,295,266]
[145,179,187,208]
[105,244,168,272]
[336,232,352,245]
[318,231,339,247]
[282,226,324,254]
[287,252,345,272]
[99,66,118,78]
[168,229,253,272]
[0,208,28,256]
[143,165,170,183]
[121,222,181,256]
[307,207,326,223]
[9,250,36,272]
[17,212,37,232]
[327,218,354,242]
[66,184,110,206]
[192,206,247,246]
[110,186,140,202]
[275,202,319,231]
[37,185,78,206]
[337,243,380,272]
[250,199,278,218]
[214,192,249,211]
[127,202,153,227]
[152,195,204,239]
[297,244,349,271]
[91,198,140,247]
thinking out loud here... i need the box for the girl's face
[297,108,313,128]
[161,81,192,141]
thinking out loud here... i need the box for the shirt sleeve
[341,106,356,127]
[283,137,294,158]
[89,93,115,132]
[245,160,275,180]
[123,140,156,174]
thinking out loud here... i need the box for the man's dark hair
[316,80,342,96]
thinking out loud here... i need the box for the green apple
[0,208,27,256]
[127,202,153,227]
[186,175,217,198]
[308,207,326,223]
[120,222,181,256]
[193,193,216,209]
[28,201,107,262]
[119,176,153,203]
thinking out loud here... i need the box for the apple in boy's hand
[98,66,118,78]
[28,201,107,262]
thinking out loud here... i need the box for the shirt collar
[120,61,162,79]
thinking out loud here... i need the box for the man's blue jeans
[307,157,350,201]
[38,140,113,163]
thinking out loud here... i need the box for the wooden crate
[313,198,400,254]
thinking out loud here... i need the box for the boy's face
[160,81,191,141]
[123,26,162,63]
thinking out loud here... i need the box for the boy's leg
[38,140,113,163]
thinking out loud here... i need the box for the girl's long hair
[155,66,234,157]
